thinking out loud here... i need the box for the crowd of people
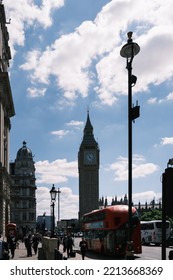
[24,234,39,257]
[0,232,40,260]
[0,232,88,260]
[0,233,17,260]
[60,235,88,260]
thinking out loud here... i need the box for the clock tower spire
[78,111,99,219]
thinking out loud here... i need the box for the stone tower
[78,112,99,219]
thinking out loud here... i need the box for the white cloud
[50,130,70,139]
[132,191,161,204]
[6,0,173,105]
[109,154,159,181]
[6,0,64,56]
[35,159,78,184]
[161,137,173,146]
[27,87,46,97]
[36,186,78,219]
[147,97,157,104]
[166,92,173,101]
[66,120,84,128]
[148,92,173,104]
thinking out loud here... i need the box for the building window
[29,188,34,196]
[29,213,34,221]
[23,213,27,221]
[14,200,20,208]
[14,213,19,221]
[22,188,27,195]
[23,200,27,208]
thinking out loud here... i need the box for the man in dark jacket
[66,235,74,258]
[79,238,88,260]
[8,233,16,259]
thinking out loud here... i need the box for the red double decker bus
[82,205,142,257]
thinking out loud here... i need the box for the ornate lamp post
[120,32,140,252]
[57,188,61,222]
[43,212,46,235]
[50,184,57,237]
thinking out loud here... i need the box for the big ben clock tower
[78,111,99,219]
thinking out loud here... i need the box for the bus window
[155,222,170,229]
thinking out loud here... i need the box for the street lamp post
[57,188,61,222]
[43,212,46,235]
[120,32,140,252]
[50,184,57,237]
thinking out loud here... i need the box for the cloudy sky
[5,0,173,220]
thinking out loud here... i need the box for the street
[11,239,173,260]
[137,245,173,260]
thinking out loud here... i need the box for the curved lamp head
[50,184,57,202]
[120,31,140,59]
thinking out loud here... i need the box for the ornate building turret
[10,141,36,238]
[78,112,100,219]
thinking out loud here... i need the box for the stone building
[99,195,162,218]
[0,2,15,235]
[10,141,37,238]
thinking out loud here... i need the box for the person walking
[25,234,32,257]
[57,237,60,251]
[0,235,9,260]
[66,235,74,258]
[8,233,17,259]
[79,238,88,260]
[32,234,39,254]
[63,236,67,253]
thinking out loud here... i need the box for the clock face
[84,151,96,164]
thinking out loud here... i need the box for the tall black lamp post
[50,184,57,237]
[120,32,140,248]
[57,188,61,222]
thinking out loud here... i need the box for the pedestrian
[8,233,17,259]
[66,235,74,258]
[32,234,39,254]
[0,235,9,260]
[79,238,88,260]
[25,234,32,257]
[63,236,67,253]
[57,237,60,250]
[24,236,27,248]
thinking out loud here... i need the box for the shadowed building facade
[10,141,37,238]
[78,112,99,219]
[0,2,15,235]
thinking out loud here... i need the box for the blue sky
[5,0,173,220]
